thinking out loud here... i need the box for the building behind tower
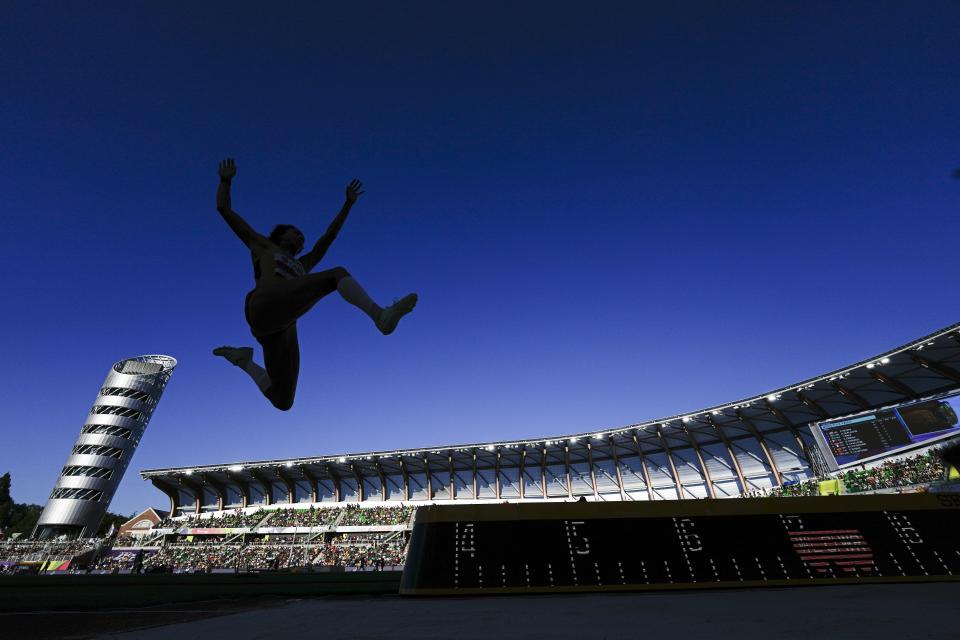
[34,355,177,540]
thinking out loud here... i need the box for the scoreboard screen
[813,392,960,469]
[400,494,960,595]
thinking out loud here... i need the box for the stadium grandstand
[141,322,960,512]
[7,323,960,576]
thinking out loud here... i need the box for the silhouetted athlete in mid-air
[212,158,418,410]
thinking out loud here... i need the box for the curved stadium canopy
[142,322,960,513]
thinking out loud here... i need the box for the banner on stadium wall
[257,527,332,534]
[41,560,70,572]
[950,466,960,480]
[178,528,249,535]
[812,391,960,470]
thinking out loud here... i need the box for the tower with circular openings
[34,355,177,540]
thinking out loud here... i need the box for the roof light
[184,469,193,475]
[285,461,293,468]
[766,394,778,402]
[228,465,243,472]
[682,416,690,423]
[337,457,346,463]
[866,363,875,369]
[880,357,890,364]
[711,410,720,416]
[593,433,604,439]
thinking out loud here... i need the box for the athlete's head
[270,224,305,256]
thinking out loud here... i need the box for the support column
[541,447,548,499]
[424,458,433,500]
[351,464,363,502]
[327,465,343,503]
[448,455,455,500]
[250,470,272,506]
[655,425,684,498]
[204,475,227,511]
[399,459,410,501]
[707,416,747,493]
[764,400,812,466]
[631,433,655,501]
[607,438,627,500]
[736,410,783,486]
[300,466,319,503]
[472,452,479,499]
[374,461,388,501]
[586,443,599,498]
[681,426,715,499]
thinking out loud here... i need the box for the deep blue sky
[2,2,959,516]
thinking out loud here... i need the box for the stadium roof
[142,321,960,509]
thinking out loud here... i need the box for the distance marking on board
[933,550,953,575]
[776,555,789,580]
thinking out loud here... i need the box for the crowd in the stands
[143,543,244,573]
[338,504,415,526]
[136,533,407,572]
[314,534,406,569]
[158,509,267,529]
[742,450,949,498]
[262,506,342,527]
[155,504,416,530]
[839,452,944,493]
[0,540,95,563]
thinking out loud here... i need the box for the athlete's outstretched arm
[299,179,364,272]
[216,158,268,250]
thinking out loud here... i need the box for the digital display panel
[400,495,960,595]
[814,393,960,468]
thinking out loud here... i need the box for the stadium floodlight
[486,445,495,451]
[765,394,778,402]
[682,417,690,423]
[285,461,294,467]
[711,410,720,416]
[337,457,347,463]
[184,469,193,475]
[229,465,244,472]
[881,357,891,364]
[866,363,875,369]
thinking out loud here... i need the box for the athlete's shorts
[244,289,295,340]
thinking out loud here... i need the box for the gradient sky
[1,2,959,516]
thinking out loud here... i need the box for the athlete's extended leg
[336,270,418,334]
[259,267,418,335]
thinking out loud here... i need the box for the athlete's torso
[250,246,305,285]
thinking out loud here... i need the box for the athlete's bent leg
[213,346,271,394]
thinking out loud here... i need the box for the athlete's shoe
[213,346,254,367]
[376,293,418,335]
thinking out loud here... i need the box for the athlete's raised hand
[346,179,364,204]
[219,158,237,182]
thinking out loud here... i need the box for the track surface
[5,582,953,639]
